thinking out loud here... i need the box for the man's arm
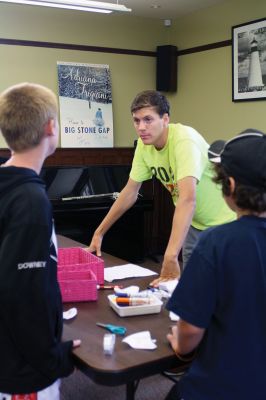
[88,178,142,256]
[151,176,197,285]
[167,319,205,357]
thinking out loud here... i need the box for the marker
[115,291,152,298]
[115,297,152,307]
[147,286,159,291]
[97,284,123,290]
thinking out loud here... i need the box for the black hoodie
[0,166,74,394]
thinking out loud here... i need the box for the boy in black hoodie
[0,83,80,399]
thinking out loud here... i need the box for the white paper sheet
[104,264,157,282]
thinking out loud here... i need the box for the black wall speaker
[156,45,177,92]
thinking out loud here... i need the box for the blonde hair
[0,82,58,152]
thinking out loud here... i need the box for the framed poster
[57,62,113,147]
[232,18,266,102]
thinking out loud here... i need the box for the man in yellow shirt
[88,90,235,284]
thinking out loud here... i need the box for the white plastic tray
[108,294,163,317]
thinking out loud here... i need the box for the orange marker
[115,297,151,307]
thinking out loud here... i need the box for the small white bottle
[103,333,116,355]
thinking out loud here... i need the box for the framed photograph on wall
[232,18,266,102]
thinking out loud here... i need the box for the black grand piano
[40,165,154,262]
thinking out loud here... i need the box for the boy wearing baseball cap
[165,129,266,400]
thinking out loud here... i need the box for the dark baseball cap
[208,129,266,189]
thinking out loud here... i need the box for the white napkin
[158,279,178,294]
[63,307,78,320]
[122,331,157,350]
[169,311,180,321]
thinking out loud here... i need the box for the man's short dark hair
[213,163,266,213]
[130,90,170,117]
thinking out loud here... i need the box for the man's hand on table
[87,232,103,257]
[150,255,181,287]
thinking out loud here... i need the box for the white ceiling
[102,0,226,19]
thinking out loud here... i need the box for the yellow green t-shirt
[130,123,235,230]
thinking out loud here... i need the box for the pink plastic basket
[58,247,104,284]
[57,247,104,303]
[58,269,97,303]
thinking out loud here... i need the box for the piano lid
[40,165,132,201]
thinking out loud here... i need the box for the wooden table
[58,235,186,400]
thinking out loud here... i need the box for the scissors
[96,322,127,335]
